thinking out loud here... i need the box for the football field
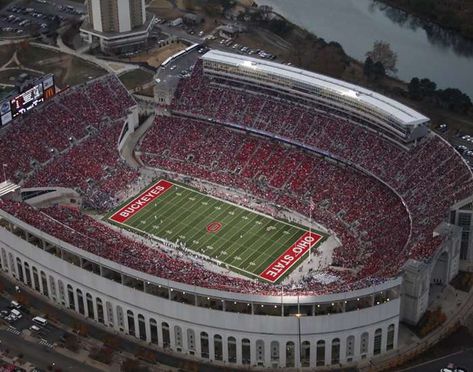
[108,180,327,283]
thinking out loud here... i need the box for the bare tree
[366,41,397,75]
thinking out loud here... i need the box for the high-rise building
[80,0,153,53]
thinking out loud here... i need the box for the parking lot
[0,295,64,349]
[0,0,85,37]
[449,131,473,169]
[155,47,202,92]
[216,37,276,60]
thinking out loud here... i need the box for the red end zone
[260,231,322,283]
[110,180,173,223]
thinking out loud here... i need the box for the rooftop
[202,50,429,127]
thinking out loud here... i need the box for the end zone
[259,231,322,283]
[110,180,173,223]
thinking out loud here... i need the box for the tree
[373,61,386,79]
[64,334,80,352]
[363,56,374,78]
[363,57,385,80]
[365,40,397,75]
[408,77,422,100]
[436,88,472,114]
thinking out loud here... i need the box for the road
[0,329,101,371]
[0,274,247,372]
[0,295,66,347]
[401,349,473,371]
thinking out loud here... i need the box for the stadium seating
[0,75,138,210]
[167,62,473,259]
[1,60,472,295]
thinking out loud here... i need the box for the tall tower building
[81,0,153,53]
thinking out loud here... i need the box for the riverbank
[249,0,472,135]
[376,0,473,41]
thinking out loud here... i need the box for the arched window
[127,310,135,336]
[387,324,395,351]
[187,329,195,352]
[331,338,340,365]
[214,335,223,361]
[24,262,32,287]
[373,328,382,355]
[138,314,146,341]
[316,340,325,366]
[270,341,279,363]
[16,258,23,282]
[228,336,236,363]
[346,335,355,361]
[8,253,15,276]
[286,341,295,368]
[301,341,310,367]
[67,284,75,310]
[40,271,48,296]
[149,318,158,344]
[106,301,114,326]
[256,339,265,365]
[49,275,56,299]
[86,293,94,319]
[32,266,40,291]
[0,248,7,271]
[360,332,369,356]
[162,322,170,348]
[58,280,65,304]
[174,325,183,348]
[96,298,104,323]
[200,332,209,359]
[242,338,251,365]
[76,288,84,315]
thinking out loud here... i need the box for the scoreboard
[0,74,56,126]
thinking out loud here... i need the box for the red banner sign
[260,231,322,283]
[110,180,173,223]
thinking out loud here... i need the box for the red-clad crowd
[165,61,473,268]
[0,75,138,210]
[0,60,471,295]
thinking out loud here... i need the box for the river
[256,0,473,98]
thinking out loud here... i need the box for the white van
[10,300,21,309]
[32,316,48,326]
[10,309,22,319]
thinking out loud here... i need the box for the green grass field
[108,180,327,283]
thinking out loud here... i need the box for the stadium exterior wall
[0,213,401,369]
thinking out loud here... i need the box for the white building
[80,0,153,53]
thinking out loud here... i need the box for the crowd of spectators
[0,199,400,295]
[1,60,472,295]
[166,62,473,267]
[140,116,411,280]
[0,74,138,210]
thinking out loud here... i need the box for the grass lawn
[107,180,327,283]
[0,68,41,84]
[15,45,106,88]
[119,69,154,91]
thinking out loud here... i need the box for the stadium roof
[202,50,429,127]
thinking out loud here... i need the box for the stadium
[0,49,472,369]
